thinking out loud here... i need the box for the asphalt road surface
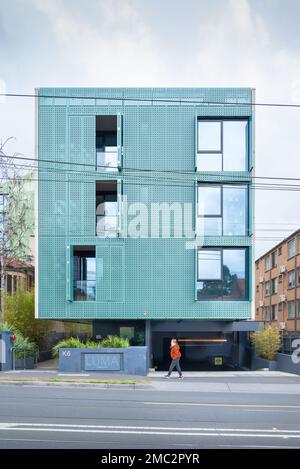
[0,374,300,449]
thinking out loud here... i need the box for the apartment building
[255,229,300,338]
[36,87,258,370]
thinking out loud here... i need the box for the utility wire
[1,91,300,109]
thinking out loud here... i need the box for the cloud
[31,0,168,86]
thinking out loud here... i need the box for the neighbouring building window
[297,268,300,286]
[271,304,278,321]
[256,261,259,270]
[6,274,12,294]
[288,270,295,289]
[297,301,300,319]
[288,301,296,319]
[265,281,270,296]
[197,184,248,236]
[288,239,295,258]
[197,120,248,171]
[271,250,277,268]
[265,306,270,321]
[197,248,248,301]
[278,246,282,256]
[271,277,278,295]
[96,115,118,171]
[73,246,96,301]
[256,285,259,292]
[265,255,270,271]
[278,274,283,283]
[96,180,118,237]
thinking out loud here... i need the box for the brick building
[255,229,300,339]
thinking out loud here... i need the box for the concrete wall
[0,332,13,371]
[59,346,148,376]
[276,353,300,375]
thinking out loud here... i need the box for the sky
[1,0,300,258]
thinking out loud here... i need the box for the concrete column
[145,320,152,369]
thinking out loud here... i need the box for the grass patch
[0,377,145,385]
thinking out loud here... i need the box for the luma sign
[84,353,122,371]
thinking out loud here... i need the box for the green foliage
[52,337,85,357]
[0,321,13,332]
[3,288,51,344]
[100,335,130,348]
[52,335,130,357]
[13,332,37,359]
[251,325,281,361]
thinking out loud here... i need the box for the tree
[251,325,281,361]
[3,288,50,345]
[0,138,34,319]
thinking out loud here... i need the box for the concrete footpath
[1,366,300,393]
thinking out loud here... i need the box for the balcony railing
[74,280,96,301]
[96,146,118,171]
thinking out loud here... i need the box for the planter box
[251,353,277,371]
[0,332,13,371]
[59,346,148,376]
[15,357,35,370]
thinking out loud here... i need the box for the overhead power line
[2,153,300,184]
[1,91,300,109]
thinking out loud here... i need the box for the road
[0,373,300,449]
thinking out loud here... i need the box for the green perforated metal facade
[36,88,254,321]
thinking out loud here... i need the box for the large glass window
[288,239,295,258]
[197,120,248,172]
[197,248,248,301]
[197,184,248,236]
[96,181,118,237]
[73,246,96,301]
[288,301,296,319]
[288,270,295,289]
[96,115,118,171]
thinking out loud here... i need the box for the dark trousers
[167,358,182,376]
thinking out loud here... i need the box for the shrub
[52,337,85,357]
[100,335,130,348]
[13,332,37,359]
[0,322,13,332]
[251,325,281,361]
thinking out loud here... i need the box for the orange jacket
[170,344,181,360]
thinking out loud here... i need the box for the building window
[278,246,282,256]
[271,304,278,321]
[297,301,300,319]
[288,239,295,258]
[288,301,296,319]
[73,246,96,301]
[265,281,270,296]
[256,284,259,293]
[271,250,277,268]
[288,270,295,289]
[271,277,278,295]
[297,268,300,286]
[265,255,270,271]
[197,184,248,236]
[197,248,248,301]
[256,261,259,270]
[265,306,270,321]
[6,274,12,294]
[197,120,248,172]
[96,181,118,237]
[96,116,118,171]
[278,274,283,283]
[120,327,135,341]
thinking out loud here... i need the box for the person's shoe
[178,375,184,379]
[163,375,170,379]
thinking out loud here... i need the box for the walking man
[164,338,183,379]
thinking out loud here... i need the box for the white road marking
[0,422,299,439]
[144,401,300,409]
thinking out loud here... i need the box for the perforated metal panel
[37,88,254,320]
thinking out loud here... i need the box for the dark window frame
[197,118,249,172]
